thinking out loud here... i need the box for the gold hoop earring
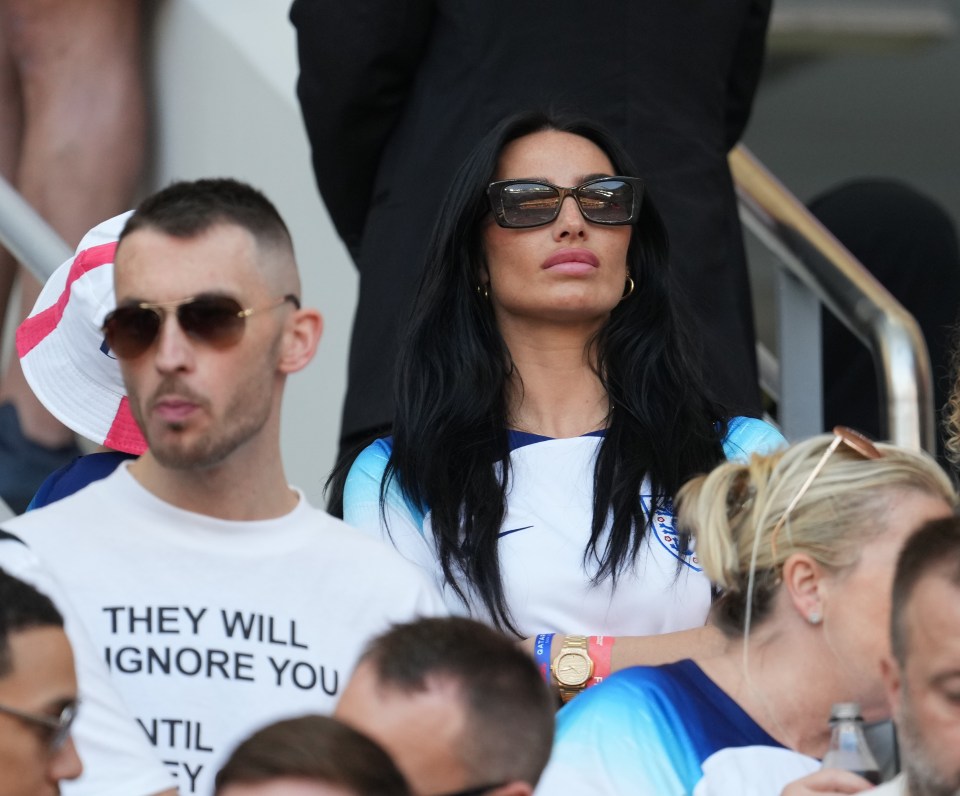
[621,276,635,300]
[476,283,490,300]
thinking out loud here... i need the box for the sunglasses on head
[0,699,78,752]
[102,293,300,360]
[487,176,644,229]
[770,426,883,561]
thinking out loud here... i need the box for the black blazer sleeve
[290,0,435,261]
[724,0,772,150]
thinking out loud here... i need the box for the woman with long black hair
[341,110,783,658]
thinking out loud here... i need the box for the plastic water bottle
[821,702,881,784]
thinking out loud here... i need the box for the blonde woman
[536,429,957,796]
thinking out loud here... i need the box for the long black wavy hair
[385,110,728,635]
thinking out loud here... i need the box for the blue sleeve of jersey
[343,438,426,537]
[722,416,786,463]
[536,671,703,796]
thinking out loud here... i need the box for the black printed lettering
[147,646,172,675]
[268,617,288,646]
[161,761,204,794]
[175,648,202,676]
[220,610,306,647]
[183,762,203,793]
[206,649,229,678]
[195,721,213,752]
[235,652,254,682]
[292,661,316,689]
[137,717,215,752]
[105,646,257,679]
[267,657,338,695]
[103,606,123,633]
[157,606,180,633]
[291,619,307,649]
[115,646,143,674]
[138,717,157,745]
[161,718,184,746]
[183,606,206,634]
[268,655,289,685]
[129,605,153,632]
[221,609,256,639]
[104,606,210,636]
[320,665,339,696]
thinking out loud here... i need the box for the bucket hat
[15,211,146,455]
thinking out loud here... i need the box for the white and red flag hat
[15,210,147,455]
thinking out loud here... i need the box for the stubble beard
[898,693,960,796]
[130,376,274,472]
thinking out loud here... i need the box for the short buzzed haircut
[214,714,410,796]
[119,177,292,252]
[0,567,64,677]
[890,515,960,665]
[359,617,555,787]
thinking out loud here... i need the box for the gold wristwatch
[551,635,593,703]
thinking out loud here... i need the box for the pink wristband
[588,635,613,686]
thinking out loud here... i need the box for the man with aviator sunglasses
[1,179,446,796]
[0,566,82,795]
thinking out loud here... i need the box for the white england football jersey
[343,416,785,635]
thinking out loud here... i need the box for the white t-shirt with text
[3,463,446,796]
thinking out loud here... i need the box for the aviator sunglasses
[102,293,300,360]
[487,176,644,229]
[0,699,78,752]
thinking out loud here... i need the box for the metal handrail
[0,174,71,284]
[731,144,935,453]
[0,177,71,519]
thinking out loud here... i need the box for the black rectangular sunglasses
[487,176,644,229]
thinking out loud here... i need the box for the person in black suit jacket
[291,1,771,459]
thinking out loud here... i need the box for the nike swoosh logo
[498,525,534,538]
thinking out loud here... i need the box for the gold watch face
[554,650,592,686]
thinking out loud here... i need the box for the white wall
[150,0,358,505]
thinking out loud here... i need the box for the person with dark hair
[341,111,784,688]
[868,516,960,796]
[0,565,83,795]
[1,178,445,796]
[335,617,554,796]
[536,431,955,795]
[215,715,410,796]
[291,0,771,462]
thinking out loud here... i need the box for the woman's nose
[553,195,586,238]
